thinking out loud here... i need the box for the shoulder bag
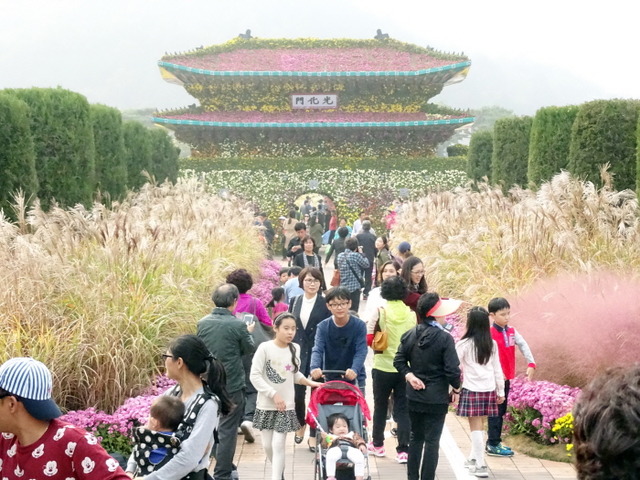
[372,306,388,353]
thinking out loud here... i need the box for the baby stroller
[306,373,372,480]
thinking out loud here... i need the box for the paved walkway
[219,411,576,479]
[212,252,576,479]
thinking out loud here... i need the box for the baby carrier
[132,385,217,480]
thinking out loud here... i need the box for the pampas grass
[0,178,265,411]
[509,271,640,387]
[392,171,640,303]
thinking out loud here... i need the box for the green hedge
[123,121,153,189]
[467,131,493,182]
[568,99,640,191]
[447,144,469,157]
[528,105,579,186]
[9,87,96,209]
[90,104,127,201]
[180,155,467,173]
[0,93,38,214]
[149,128,180,184]
[492,116,532,190]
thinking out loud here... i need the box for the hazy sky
[1,0,638,115]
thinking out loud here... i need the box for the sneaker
[486,443,514,457]
[473,465,489,478]
[240,420,255,443]
[464,459,476,469]
[367,442,386,457]
[396,452,408,464]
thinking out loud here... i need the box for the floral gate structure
[153,36,475,158]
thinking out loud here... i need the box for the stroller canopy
[306,380,371,429]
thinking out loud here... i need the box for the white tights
[325,446,365,477]
[261,429,288,480]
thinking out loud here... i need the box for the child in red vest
[486,297,536,457]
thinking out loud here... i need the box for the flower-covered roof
[159,38,470,78]
[153,111,474,128]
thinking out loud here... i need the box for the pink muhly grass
[509,270,640,388]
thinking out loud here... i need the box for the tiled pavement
[210,411,576,479]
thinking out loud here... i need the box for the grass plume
[0,178,265,412]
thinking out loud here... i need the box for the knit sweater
[250,340,305,411]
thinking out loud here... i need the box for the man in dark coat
[356,220,377,298]
[197,283,255,480]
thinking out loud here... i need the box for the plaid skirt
[456,389,499,417]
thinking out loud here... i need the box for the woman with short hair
[288,267,331,448]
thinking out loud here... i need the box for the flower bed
[167,47,460,72]
[505,377,581,448]
[163,38,468,66]
[61,375,177,456]
[182,168,467,230]
[157,111,468,123]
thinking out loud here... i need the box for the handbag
[372,307,388,353]
[330,269,341,287]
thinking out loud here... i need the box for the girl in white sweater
[250,313,321,480]
[455,307,505,478]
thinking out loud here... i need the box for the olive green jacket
[197,307,255,393]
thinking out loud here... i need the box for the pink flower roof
[166,48,461,72]
[155,111,470,124]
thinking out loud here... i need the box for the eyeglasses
[327,302,350,309]
[161,354,174,360]
[304,278,320,283]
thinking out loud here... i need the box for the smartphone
[443,322,454,332]
[243,314,256,326]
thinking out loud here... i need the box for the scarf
[302,252,320,268]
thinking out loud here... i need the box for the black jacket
[325,237,346,268]
[289,294,331,375]
[394,322,461,405]
[356,230,377,263]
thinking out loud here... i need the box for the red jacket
[490,324,536,380]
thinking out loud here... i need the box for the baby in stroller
[323,413,367,480]
[308,379,371,480]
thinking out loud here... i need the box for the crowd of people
[253,196,404,265]
[1,214,637,480]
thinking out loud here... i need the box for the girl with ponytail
[126,334,232,479]
[250,313,322,480]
